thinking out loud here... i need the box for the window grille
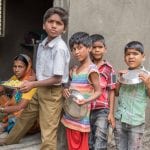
[0,0,5,37]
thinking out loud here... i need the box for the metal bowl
[63,89,88,120]
[118,69,149,85]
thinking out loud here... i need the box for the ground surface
[0,131,116,150]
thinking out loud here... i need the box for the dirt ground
[0,130,117,150]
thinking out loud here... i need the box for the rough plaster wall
[54,1,150,148]
[53,0,70,10]
[68,0,150,71]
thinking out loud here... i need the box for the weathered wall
[54,0,150,149]
[67,0,150,71]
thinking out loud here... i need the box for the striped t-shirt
[61,64,99,132]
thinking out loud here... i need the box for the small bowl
[63,89,88,120]
[118,69,149,85]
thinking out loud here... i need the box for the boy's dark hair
[43,7,68,28]
[69,32,92,50]
[90,34,106,47]
[124,41,144,54]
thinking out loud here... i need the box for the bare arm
[139,73,150,97]
[115,70,128,96]
[108,90,115,128]
[75,72,101,105]
[86,72,101,103]
[115,82,121,96]
[20,75,62,93]
[0,99,29,113]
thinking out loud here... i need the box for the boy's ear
[63,30,66,34]
[88,47,92,52]
[104,46,107,53]
[142,54,146,61]
[43,24,45,30]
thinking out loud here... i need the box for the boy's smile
[124,48,145,69]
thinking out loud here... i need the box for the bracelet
[0,107,5,113]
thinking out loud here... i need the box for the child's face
[90,41,106,61]
[43,13,65,40]
[124,48,145,69]
[13,60,27,80]
[71,44,90,62]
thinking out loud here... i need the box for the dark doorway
[0,0,53,80]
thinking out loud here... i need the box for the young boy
[114,41,150,150]
[61,32,101,150]
[0,7,70,150]
[89,34,116,150]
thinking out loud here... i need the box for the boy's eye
[77,45,82,50]
[47,20,63,26]
[72,45,83,52]
[48,20,53,23]
[56,21,63,26]
[126,52,139,56]
[93,46,103,49]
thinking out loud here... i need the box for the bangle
[0,107,5,113]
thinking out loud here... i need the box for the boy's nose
[73,49,79,54]
[129,54,134,58]
[95,47,100,52]
[52,22,57,28]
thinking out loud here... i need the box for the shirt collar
[40,35,61,48]
[100,60,113,68]
[128,66,145,70]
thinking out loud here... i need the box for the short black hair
[43,7,68,28]
[90,34,106,46]
[124,41,144,54]
[69,32,92,50]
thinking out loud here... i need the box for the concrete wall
[67,0,150,71]
[54,1,150,149]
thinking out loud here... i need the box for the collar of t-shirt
[40,35,61,48]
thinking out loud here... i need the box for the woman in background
[0,54,38,133]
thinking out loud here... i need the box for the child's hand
[108,113,115,129]
[63,88,70,99]
[75,99,86,105]
[0,86,4,92]
[19,81,33,93]
[139,73,150,87]
[118,70,128,77]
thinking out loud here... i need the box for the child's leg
[39,86,63,150]
[128,123,144,150]
[89,111,96,149]
[142,128,150,150]
[114,120,128,150]
[90,109,109,150]
[66,128,89,150]
[1,91,39,145]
